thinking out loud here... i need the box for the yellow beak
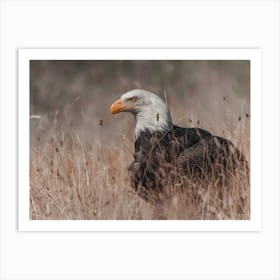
[110,99,134,114]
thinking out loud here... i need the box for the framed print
[18,48,262,231]
[1,1,280,280]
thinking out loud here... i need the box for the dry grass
[30,129,152,220]
[30,116,250,220]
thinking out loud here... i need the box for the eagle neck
[134,110,173,140]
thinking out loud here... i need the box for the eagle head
[110,89,173,138]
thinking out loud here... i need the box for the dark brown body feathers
[129,125,249,204]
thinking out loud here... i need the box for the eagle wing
[176,134,248,181]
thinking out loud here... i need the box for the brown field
[30,60,250,220]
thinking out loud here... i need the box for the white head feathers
[113,89,173,139]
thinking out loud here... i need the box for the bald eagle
[110,89,249,204]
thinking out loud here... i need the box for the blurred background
[30,60,250,150]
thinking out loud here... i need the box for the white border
[18,49,262,231]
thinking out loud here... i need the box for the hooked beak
[110,99,134,114]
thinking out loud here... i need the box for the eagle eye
[127,97,137,103]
